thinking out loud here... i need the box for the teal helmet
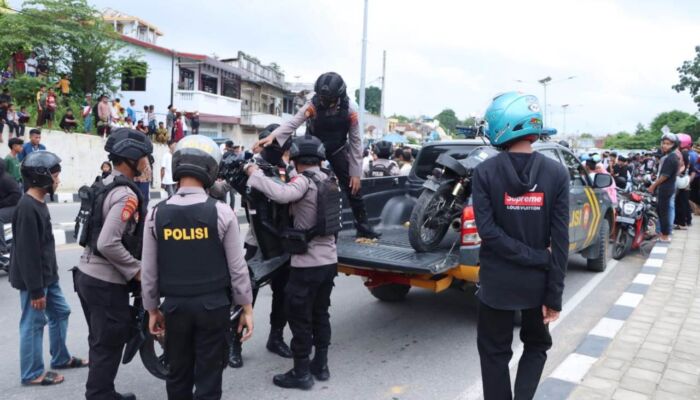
[484,92,543,146]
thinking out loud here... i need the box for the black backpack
[74,176,146,260]
[367,160,397,178]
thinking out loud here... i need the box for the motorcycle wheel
[408,187,453,252]
[140,326,169,380]
[612,227,632,260]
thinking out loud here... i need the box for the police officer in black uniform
[141,135,254,399]
[228,124,293,369]
[246,135,340,390]
[75,129,153,400]
[254,72,380,238]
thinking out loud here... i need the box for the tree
[649,110,700,139]
[0,0,144,95]
[354,86,382,115]
[580,133,594,139]
[434,108,459,134]
[634,123,648,136]
[673,45,700,110]
[462,116,476,126]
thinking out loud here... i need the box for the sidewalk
[569,224,700,399]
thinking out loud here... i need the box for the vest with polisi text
[155,197,229,297]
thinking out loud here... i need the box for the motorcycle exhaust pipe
[451,220,461,231]
[451,182,463,197]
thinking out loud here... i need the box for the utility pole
[358,0,369,139]
[562,104,569,135]
[538,76,551,127]
[380,50,386,137]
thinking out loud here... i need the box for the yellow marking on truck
[582,187,601,247]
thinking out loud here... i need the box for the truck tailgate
[337,226,459,275]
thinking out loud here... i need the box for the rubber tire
[612,228,632,260]
[369,284,411,302]
[140,327,169,380]
[408,188,452,253]
[587,220,610,272]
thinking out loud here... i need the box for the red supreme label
[504,192,544,207]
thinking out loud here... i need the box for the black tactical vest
[245,162,291,260]
[155,197,229,297]
[308,99,351,154]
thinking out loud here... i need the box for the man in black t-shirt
[649,134,679,241]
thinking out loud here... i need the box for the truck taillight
[461,206,480,246]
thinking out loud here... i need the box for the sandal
[54,356,89,369]
[23,371,64,386]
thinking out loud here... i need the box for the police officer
[471,92,569,400]
[254,72,380,238]
[245,135,339,390]
[141,135,254,399]
[229,124,293,369]
[363,140,400,178]
[75,128,153,400]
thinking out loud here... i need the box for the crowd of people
[579,133,699,242]
[361,140,415,177]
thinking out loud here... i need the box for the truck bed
[337,226,460,275]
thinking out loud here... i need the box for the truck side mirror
[594,173,613,188]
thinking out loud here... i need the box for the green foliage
[434,108,459,134]
[634,123,648,136]
[0,0,144,95]
[354,86,382,115]
[648,110,700,139]
[463,116,476,126]
[673,45,700,109]
[580,133,593,139]
[3,75,43,107]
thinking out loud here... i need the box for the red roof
[119,35,206,60]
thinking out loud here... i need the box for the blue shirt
[127,107,136,123]
[18,143,46,162]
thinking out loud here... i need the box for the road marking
[644,258,663,268]
[650,246,667,255]
[549,353,598,383]
[457,259,619,400]
[632,273,655,285]
[588,317,625,339]
[615,292,643,308]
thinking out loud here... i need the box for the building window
[121,62,147,91]
[222,77,240,99]
[201,74,218,94]
[179,68,195,90]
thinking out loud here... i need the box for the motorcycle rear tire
[140,332,169,380]
[408,187,452,253]
[612,228,632,260]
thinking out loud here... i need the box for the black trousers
[75,270,131,400]
[243,244,288,330]
[164,305,229,400]
[658,192,673,235]
[477,301,552,400]
[675,189,691,226]
[285,265,336,359]
[326,147,364,210]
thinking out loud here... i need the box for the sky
[12,0,700,136]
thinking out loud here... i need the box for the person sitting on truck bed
[471,92,570,400]
[363,140,399,178]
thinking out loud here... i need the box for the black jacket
[0,162,20,208]
[472,151,570,311]
[9,195,59,299]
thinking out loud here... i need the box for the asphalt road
[0,238,645,400]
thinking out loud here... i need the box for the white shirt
[26,57,38,73]
[399,163,412,176]
[161,152,174,184]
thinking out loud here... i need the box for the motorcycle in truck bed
[338,140,615,302]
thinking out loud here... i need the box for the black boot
[273,358,314,390]
[310,348,330,381]
[267,328,293,358]
[352,206,381,239]
[228,336,243,368]
[116,393,137,400]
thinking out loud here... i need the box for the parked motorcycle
[408,146,499,252]
[612,191,658,260]
[0,224,12,273]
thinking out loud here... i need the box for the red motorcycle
[612,191,658,260]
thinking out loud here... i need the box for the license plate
[616,216,635,224]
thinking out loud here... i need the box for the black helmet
[373,140,393,159]
[289,135,326,162]
[21,150,62,194]
[314,72,346,108]
[172,135,222,188]
[258,124,280,140]
[104,128,153,161]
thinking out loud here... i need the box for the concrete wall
[0,130,168,192]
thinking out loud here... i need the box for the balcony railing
[240,110,284,128]
[174,90,242,117]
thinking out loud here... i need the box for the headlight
[623,202,636,216]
